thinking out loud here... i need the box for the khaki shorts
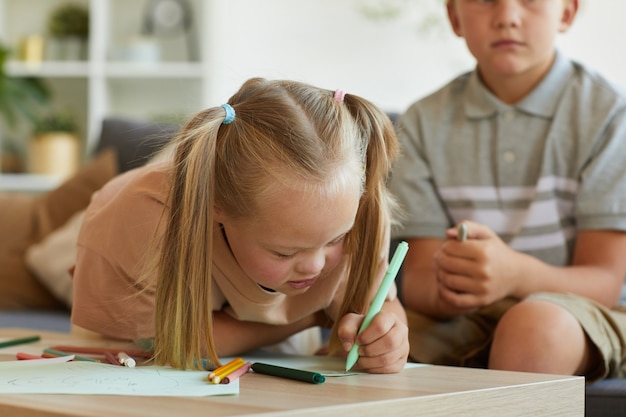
[407,293,626,381]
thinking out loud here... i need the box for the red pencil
[16,352,42,360]
[104,351,121,366]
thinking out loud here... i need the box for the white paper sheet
[0,361,238,396]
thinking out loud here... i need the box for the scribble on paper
[0,362,238,396]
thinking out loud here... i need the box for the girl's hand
[337,305,409,374]
[434,221,524,309]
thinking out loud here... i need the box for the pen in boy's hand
[457,223,468,242]
[345,241,409,372]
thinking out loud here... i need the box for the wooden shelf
[104,61,205,78]
[0,0,210,154]
[6,60,90,77]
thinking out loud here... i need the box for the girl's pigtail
[328,96,399,354]
[154,108,225,369]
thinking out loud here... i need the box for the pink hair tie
[334,89,346,103]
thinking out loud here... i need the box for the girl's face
[447,0,577,85]
[216,180,361,295]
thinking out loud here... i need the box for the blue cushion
[0,310,71,332]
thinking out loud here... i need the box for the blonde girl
[71,78,409,373]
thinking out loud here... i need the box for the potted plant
[29,111,80,179]
[46,3,90,61]
[0,44,50,172]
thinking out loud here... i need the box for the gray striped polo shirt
[390,49,626,267]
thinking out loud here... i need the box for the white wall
[557,0,626,86]
[203,0,626,114]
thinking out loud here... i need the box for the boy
[390,0,626,381]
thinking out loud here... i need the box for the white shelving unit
[0,0,211,167]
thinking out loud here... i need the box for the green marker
[345,241,409,371]
[251,362,325,384]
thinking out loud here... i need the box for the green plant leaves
[0,44,50,131]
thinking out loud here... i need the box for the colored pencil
[16,352,42,360]
[208,358,245,384]
[221,361,252,384]
[0,335,41,349]
[43,348,99,362]
[18,352,75,363]
[207,357,244,380]
[211,360,246,384]
[104,351,121,366]
[49,345,152,358]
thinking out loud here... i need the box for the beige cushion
[0,149,118,309]
[25,210,85,308]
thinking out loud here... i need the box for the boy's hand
[336,306,409,374]
[434,221,524,309]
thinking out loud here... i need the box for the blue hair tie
[221,103,236,124]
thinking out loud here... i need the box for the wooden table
[0,328,584,417]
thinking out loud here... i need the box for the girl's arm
[211,310,327,356]
[74,312,327,358]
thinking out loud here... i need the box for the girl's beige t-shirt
[71,163,395,341]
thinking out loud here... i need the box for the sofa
[0,115,623,417]
[0,117,178,330]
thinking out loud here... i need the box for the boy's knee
[495,299,580,342]
[490,298,587,373]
